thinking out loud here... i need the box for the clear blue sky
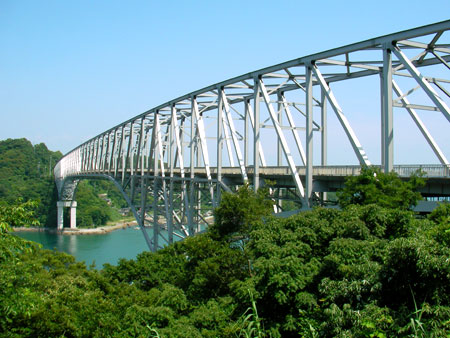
[1,0,449,159]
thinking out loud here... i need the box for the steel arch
[55,21,450,251]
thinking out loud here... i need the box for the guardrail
[311,165,449,178]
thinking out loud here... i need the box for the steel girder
[55,21,450,251]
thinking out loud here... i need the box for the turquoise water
[15,227,152,269]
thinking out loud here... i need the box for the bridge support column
[70,202,77,229]
[382,44,393,172]
[57,202,64,230]
[57,201,77,230]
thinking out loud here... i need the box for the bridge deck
[77,164,449,196]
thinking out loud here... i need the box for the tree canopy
[0,138,128,228]
[337,166,425,209]
[1,164,449,337]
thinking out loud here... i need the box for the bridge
[54,21,450,251]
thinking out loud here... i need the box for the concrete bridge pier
[57,201,77,230]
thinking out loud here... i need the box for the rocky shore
[12,221,138,235]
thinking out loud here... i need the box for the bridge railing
[303,165,449,178]
[392,165,450,178]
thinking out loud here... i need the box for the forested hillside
[0,138,62,226]
[1,169,449,337]
[0,138,126,227]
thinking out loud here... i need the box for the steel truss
[55,21,450,251]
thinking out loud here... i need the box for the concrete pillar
[70,201,77,229]
[56,200,77,229]
[57,201,64,230]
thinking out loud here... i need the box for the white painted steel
[54,21,450,251]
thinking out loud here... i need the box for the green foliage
[428,202,450,224]
[1,170,450,337]
[0,199,40,263]
[75,180,117,227]
[211,184,273,242]
[236,290,268,338]
[337,166,425,210]
[0,138,127,228]
[0,199,40,232]
[0,138,62,226]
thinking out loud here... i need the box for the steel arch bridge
[55,21,450,251]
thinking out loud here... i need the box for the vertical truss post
[379,72,386,169]
[321,87,327,166]
[189,99,195,235]
[147,119,155,175]
[305,65,314,207]
[116,126,125,178]
[84,145,88,172]
[124,122,134,183]
[277,92,283,166]
[168,106,175,244]
[217,89,224,200]
[253,77,261,191]
[90,141,95,171]
[244,99,249,167]
[100,135,106,171]
[135,117,145,175]
[83,144,88,171]
[102,134,109,171]
[80,145,85,171]
[98,135,104,171]
[93,138,100,171]
[88,142,92,171]
[108,129,117,173]
[320,86,328,202]
[94,138,100,172]
[142,133,149,176]
[103,134,109,170]
[91,139,96,171]
[190,100,195,176]
[382,44,394,172]
[87,142,92,171]
[83,143,88,171]
[91,141,97,172]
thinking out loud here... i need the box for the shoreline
[12,220,139,235]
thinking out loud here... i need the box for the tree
[337,166,425,210]
[210,184,273,242]
[0,199,40,265]
[0,138,62,226]
[0,199,40,232]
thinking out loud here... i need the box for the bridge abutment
[57,201,77,229]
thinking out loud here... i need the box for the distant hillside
[0,138,62,226]
[0,138,127,227]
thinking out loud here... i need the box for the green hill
[0,138,62,226]
[0,138,126,227]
